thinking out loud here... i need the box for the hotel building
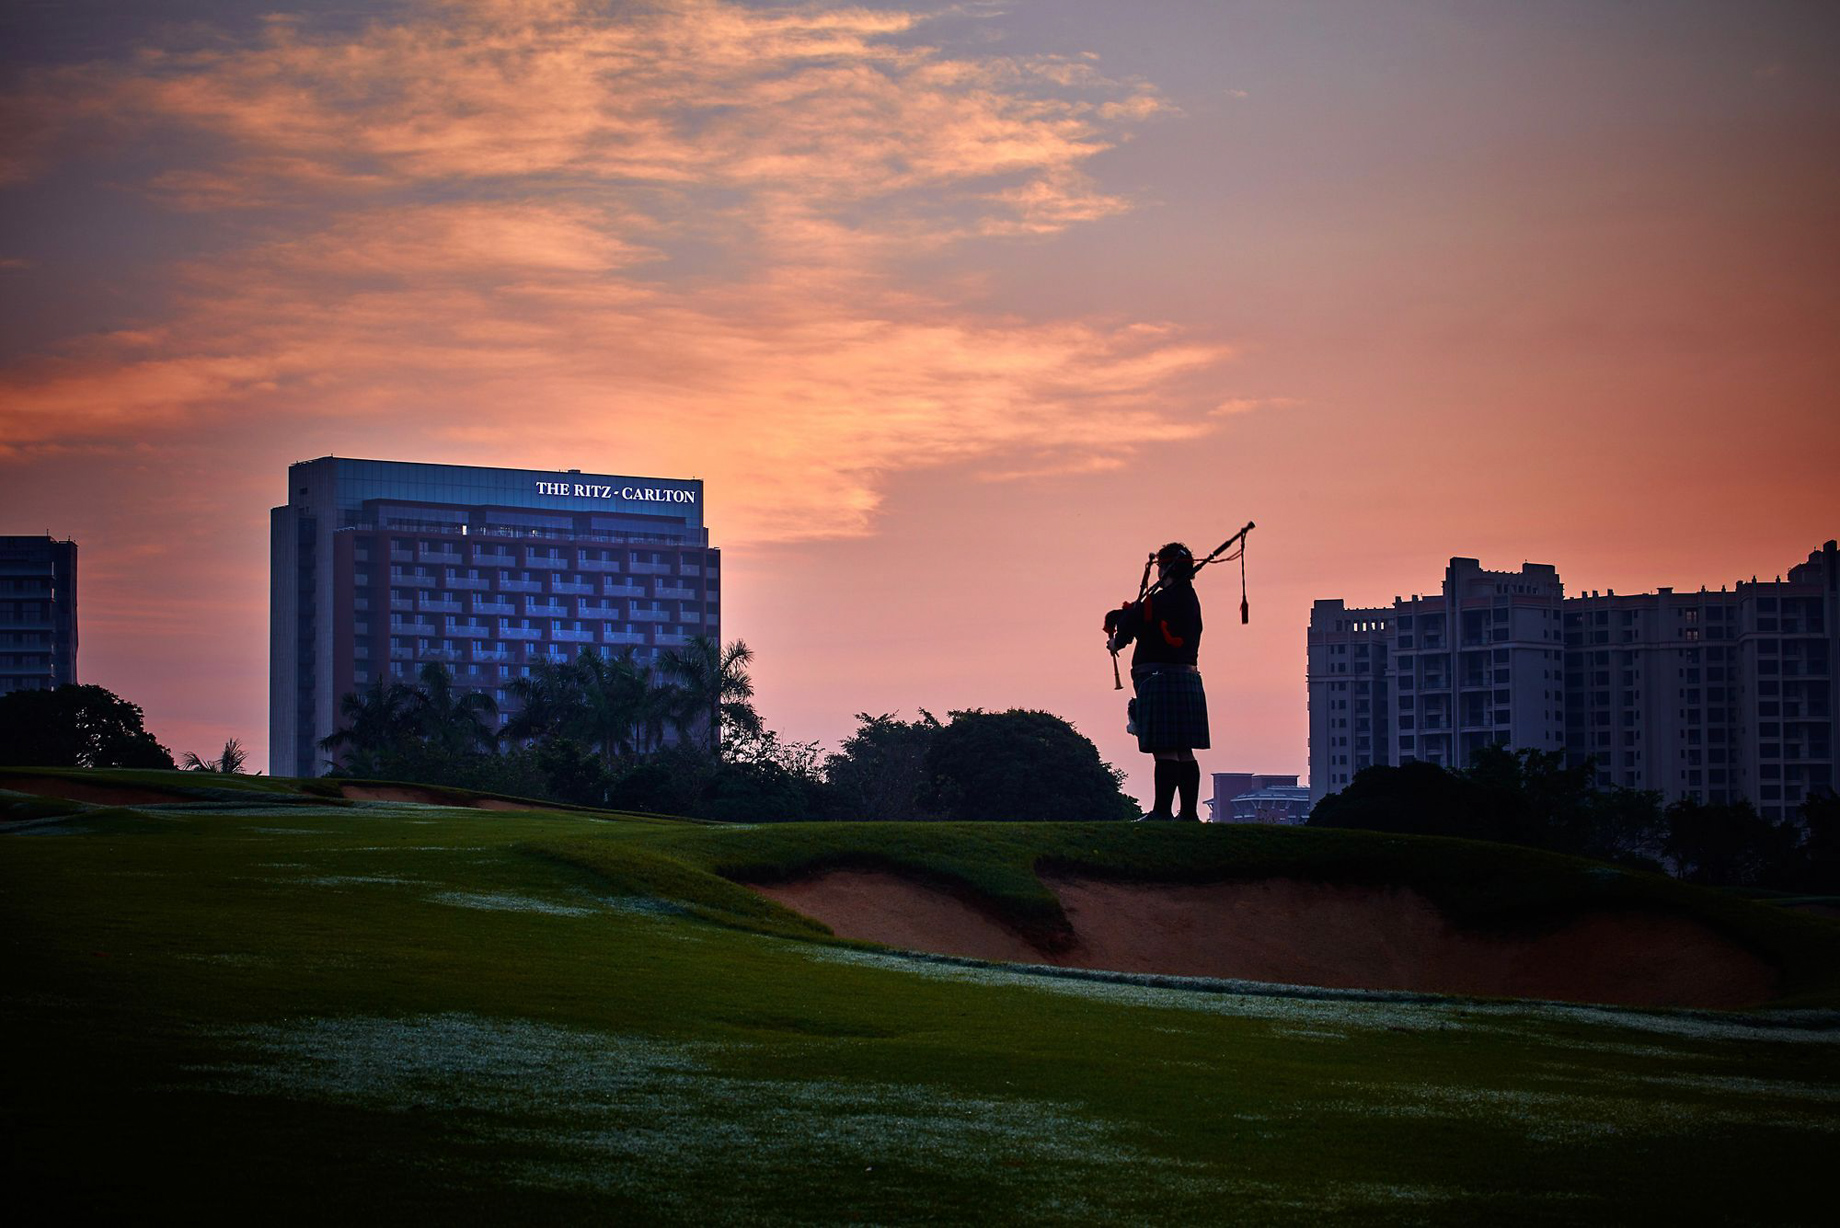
[271,458,718,778]
[1307,541,1838,822]
[0,535,78,696]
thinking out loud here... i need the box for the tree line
[312,643,1136,822]
[12,672,1832,885]
[0,639,1136,823]
[1307,746,1840,893]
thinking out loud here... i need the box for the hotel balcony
[578,558,623,573]
[447,624,491,639]
[417,548,463,565]
[577,603,619,618]
[417,597,463,614]
[471,551,515,568]
[552,628,596,644]
[390,598,415,613]
[446,575,491,591]
[655,633,692,647]
[602,630,647,646]
[390,572,437,588]
[600,582,645,597]
[655,585,697,600]
[417,648,462,662]
[628,562,673,575]
[471,598,515,616]
[524,600,568,617]
[629,609,667,622]
[472,646,511,662]
[390,549,415,564]
[392,620,438,635]
[523,555,566,570]
[680,564,702,577]
[499,578,543,593]
[499,626,543,641]
[551,580,594,595]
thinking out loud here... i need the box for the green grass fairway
[4,771,1838,1224]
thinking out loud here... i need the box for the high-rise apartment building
[1308,558,1567,804]
[0,535,78,696]
[1308,541,1838,822]
[271,458,718,778]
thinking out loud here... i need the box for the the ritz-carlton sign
[533,479,697,504]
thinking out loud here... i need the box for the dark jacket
[1110,581,1202,667]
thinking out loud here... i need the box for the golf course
[5,767,1837,1224]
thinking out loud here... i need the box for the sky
[2,0,1837,801]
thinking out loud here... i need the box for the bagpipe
[1102,522,1255,689]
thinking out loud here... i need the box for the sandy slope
[749,869,1777,1009]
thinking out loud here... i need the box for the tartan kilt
[1132,665,1211,752]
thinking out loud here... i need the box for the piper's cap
[1155,542,1193,566]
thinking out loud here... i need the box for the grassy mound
[5,770,1838,1223]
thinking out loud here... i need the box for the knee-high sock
[1177,760,1201,818]
[1152,760,1179,816]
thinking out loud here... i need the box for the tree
[567,648,649,765]
[918,708,1137,822]
[503,658,580,747]
[183,738,249,774]
[1799,792,1840,893]
[0,684,174,769]
[824,711,942,821]
[409,662,497,758]
[1307,748,1668,870]
[663,636,759,756]
[320,678,419,775]
[634,669,687,755]
[1664,798,1802,889]
[1306,760,1492,840]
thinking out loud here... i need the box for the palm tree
[411,662,498,758]
[320,678,419,774]
[569,648,648,765]
[182,738,249,773]
[504,657,582,746]
[663,636,759,756]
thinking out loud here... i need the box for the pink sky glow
[2,0,1836,802]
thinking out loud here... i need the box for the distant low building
[1206,772,1310,824]
[0,535,78,696]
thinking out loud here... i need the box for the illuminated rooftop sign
[533,480,697,504]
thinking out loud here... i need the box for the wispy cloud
[0,0,1254,542]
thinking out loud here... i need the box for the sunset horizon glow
[2,0,1836,802]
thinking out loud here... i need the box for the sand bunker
[2,776,181,807]
[748,870,1778,1010]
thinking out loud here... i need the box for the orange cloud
[0,0,1260,545]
